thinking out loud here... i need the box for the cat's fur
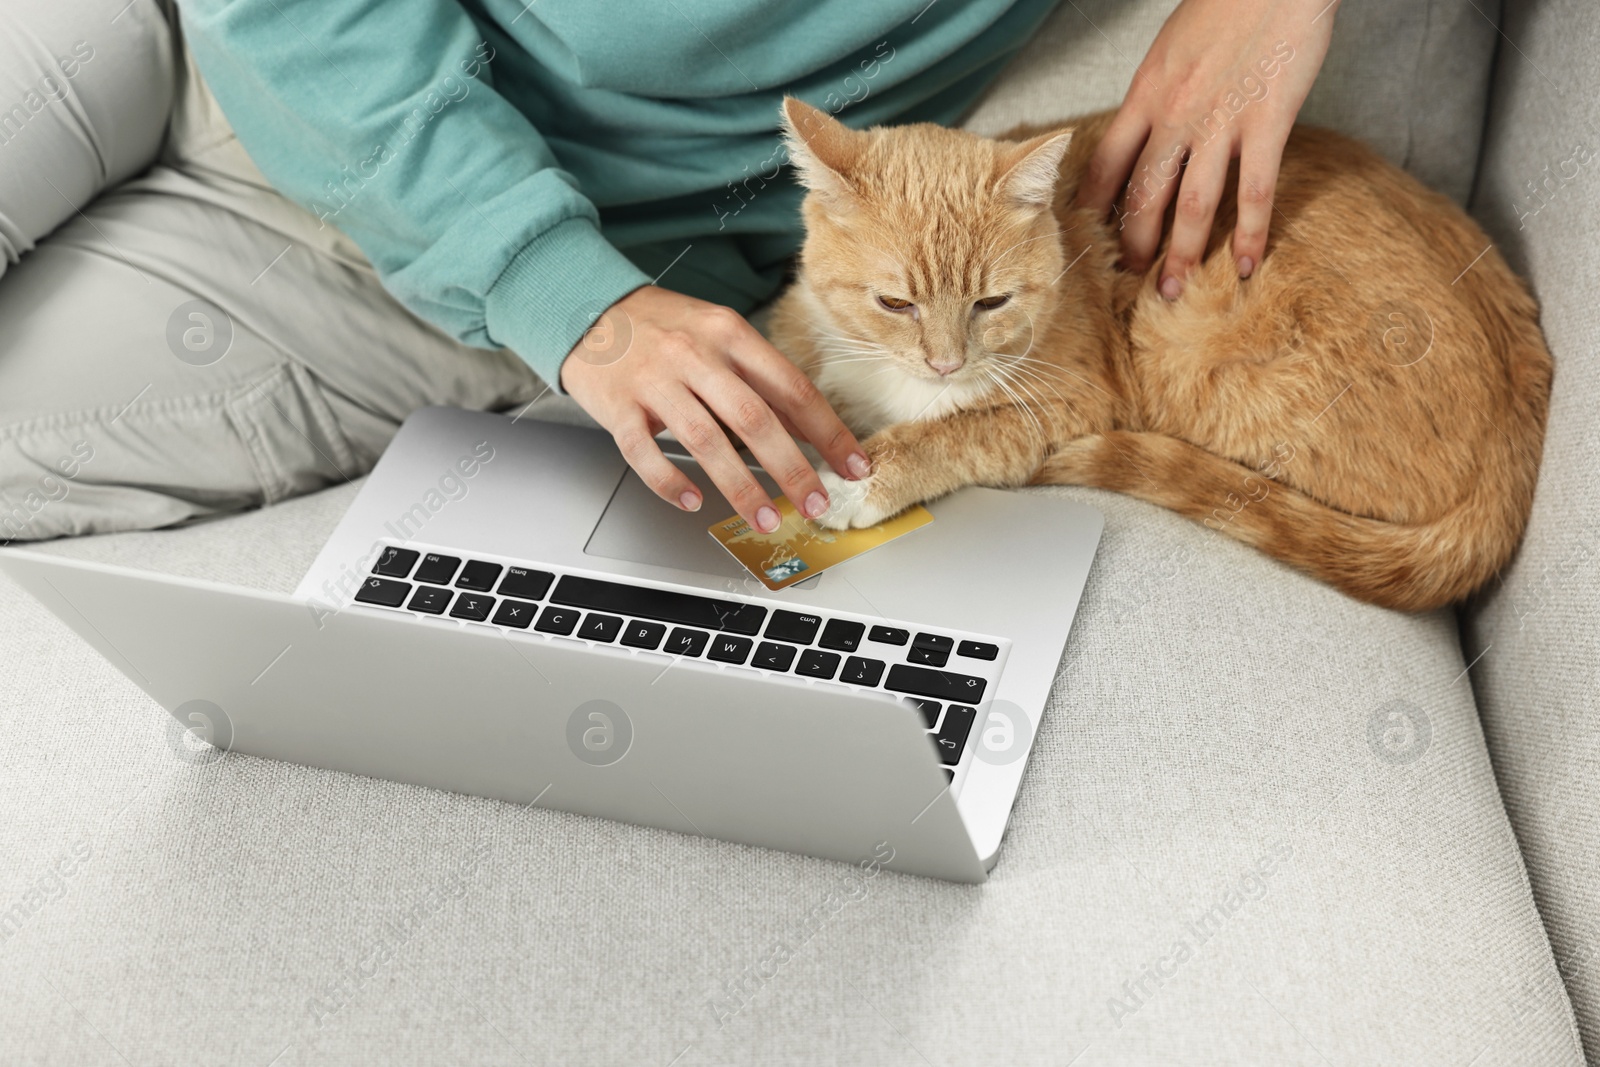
[768,98,1551,612]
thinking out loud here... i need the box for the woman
[0,0,1334,543]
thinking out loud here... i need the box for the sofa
[2,0,1596,1062]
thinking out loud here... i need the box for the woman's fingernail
[804,490,828,518]
[847,452,871,478]
[679,490,701,512]
[1237,255,1254,279]
[1160,275,1183,301]
[756,505,780,532]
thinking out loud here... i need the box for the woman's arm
[180,0,651,387]
[1074,0,1339,297]
[181,0,868,530]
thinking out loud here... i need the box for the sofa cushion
[1466,0,1600,1057]
[961,0,1500,204]
[1,0,1580,1062]
[0,474,1582,1064]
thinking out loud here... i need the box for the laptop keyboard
[353,543,1008,777]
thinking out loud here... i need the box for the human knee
[0,0,177,261]
[0,439,97,543]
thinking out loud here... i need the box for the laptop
[0,405,1101,882]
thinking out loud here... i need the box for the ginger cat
[768,98,1551,612]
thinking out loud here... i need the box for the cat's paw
[815,469,894,529]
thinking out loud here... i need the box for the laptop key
[933,703,978,765]
[413,553,461,585]
[456,560,503,591]
[372,546,419,578]
[752,641,798,671]
[885,664,987,703]
[552,575,766,635]
[840,656,886,687]
[578,613,623,642]
[665,627,710,657]
[869,625,910,646]
[907,645,950,667]
[708,635,752,664]
[910,698,942,729]
[534,605,580,635]
[450,593,495,622]
[765,609,822,645]
[796,648,841,680]
[492,599,537,629]
[819,619,864,652]
[958,640,999,661]
[407,586,451,615]
[912,632,954,653]
[498,567,554,601]
[621,620,666,649]
[355,577,411,608]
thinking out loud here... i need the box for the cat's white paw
[815,469,892,529]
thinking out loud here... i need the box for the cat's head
[780,97,1072,387]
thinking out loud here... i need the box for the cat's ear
[781,97,863,204]
[998,129,1074,208]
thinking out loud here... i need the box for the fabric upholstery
[0,0,175,281]
[1,476,1584,1063]
[1466,0,1600,1058]
[0,0,1587,1064]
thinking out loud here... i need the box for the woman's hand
[560,286,872,533]
[1075,0,1338,296]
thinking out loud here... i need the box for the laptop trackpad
[584,455,822,587]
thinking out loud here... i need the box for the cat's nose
[925,355,965,376]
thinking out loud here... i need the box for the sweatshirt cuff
[484,218,652,393]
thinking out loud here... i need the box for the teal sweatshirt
[181,0,1058,389]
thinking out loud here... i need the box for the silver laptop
[0,406,1101,882]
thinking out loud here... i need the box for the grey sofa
[2,0,1596,1063]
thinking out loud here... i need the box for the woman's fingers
[1075,109,1152,216]
[1158,140,1233,297]
[728,322,871,481]
[610,414,704,513]
[1232,124,1288,278]
[687,358,833,521]
[560,286,870,532]
[1071,0,1339,290]
[647,381,783,533]
[1118,132,1187,273]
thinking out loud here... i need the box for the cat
[767,97,1551,612]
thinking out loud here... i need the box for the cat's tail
[1030,432,1529,612]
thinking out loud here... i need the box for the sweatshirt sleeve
[179,0,651,390]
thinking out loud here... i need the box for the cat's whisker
[1000,357,1072,401]
[815,341,889,354]
[819,356,896,369]
[1000,367,1063,439]
[812,332,886,346]
[999,352,1074,377]
[998,370,1052,441]
[983,367,1047,444]
[773,307,889,355]
[989,354,1072,403]
[996,359,1063,433]
[814,342,891,359]
[998,362,1071,412]
[1004,354,1119,403]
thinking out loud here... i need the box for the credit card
[708,497,934,591]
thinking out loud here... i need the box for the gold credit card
[708,497,934,591]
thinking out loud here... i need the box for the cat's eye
[877,295,914,312]
[975,295,1011,310]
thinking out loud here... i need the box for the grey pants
[0,0,546,543]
